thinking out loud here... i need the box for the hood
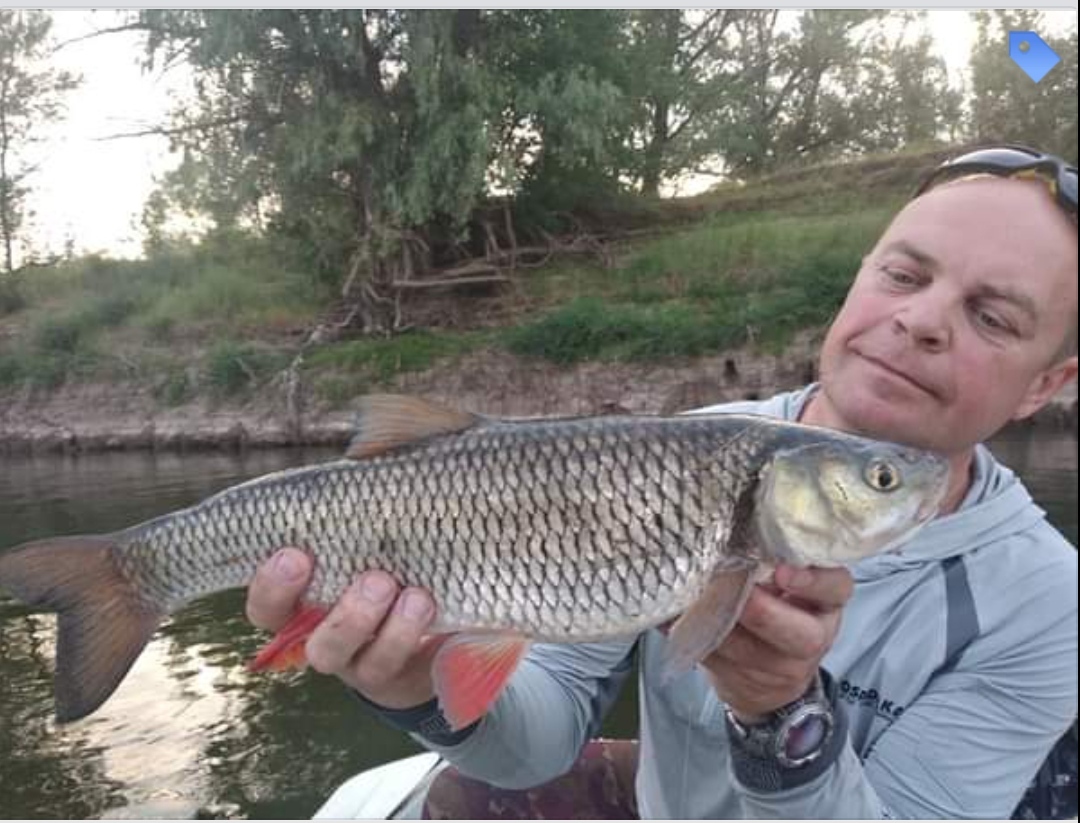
[688,385,1047,579]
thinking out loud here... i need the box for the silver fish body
[124,414,793,640]
[0,395,950,723]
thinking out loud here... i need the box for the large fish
[0,395,949,729]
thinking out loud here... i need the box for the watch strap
[353,691,481,747]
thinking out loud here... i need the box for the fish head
[753,435,950,566]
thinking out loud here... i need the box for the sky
[23,8,1080,262]
[27,10,179,260]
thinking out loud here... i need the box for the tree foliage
[139,10,638,329]
[132,9,1057,334]
[0,10,78,274]
[969,11,1077,163]
[837,13,963,153]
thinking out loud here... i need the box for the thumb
[245,548,313,630]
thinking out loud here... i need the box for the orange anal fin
[432,634,530,731]
[248,604,329,672]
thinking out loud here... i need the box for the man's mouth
[856,351,937,398]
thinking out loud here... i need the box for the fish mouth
[856,351,939,399]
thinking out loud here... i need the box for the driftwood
[392,273,510,290]
[389,232,616,293]
[272,223,637,428]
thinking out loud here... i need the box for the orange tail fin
[0,535,163,722]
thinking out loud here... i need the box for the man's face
[813,177,1077,456]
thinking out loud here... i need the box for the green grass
[136,262,319,338]
[503,298,726,363]
[304,329,494,407]
[1,242,323,393]
[205,341,290,398]
[507,206,893,363]
[0,345,101,390]
[306,330,489,390]
[152,366,197,406]
[14,244,321,345]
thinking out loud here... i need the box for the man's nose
[892,301,952,352]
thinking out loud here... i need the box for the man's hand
[701,564,853,721]
[245,548,443,710]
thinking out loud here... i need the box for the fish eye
[865,460,901,492]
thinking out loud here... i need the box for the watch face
[780,710,832,767]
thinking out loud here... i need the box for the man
[247,146,1078,817]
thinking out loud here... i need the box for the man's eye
[973,308,1010,333]
[880,266,919,286]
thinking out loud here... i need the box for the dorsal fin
[345,394,484,460]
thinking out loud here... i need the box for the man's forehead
[885,177,1076,262]
[901,175,1074,235]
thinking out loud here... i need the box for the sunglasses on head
[914,145,1078,220]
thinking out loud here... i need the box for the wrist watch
[724,671,834,769]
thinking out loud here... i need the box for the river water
[0,429,1076,818]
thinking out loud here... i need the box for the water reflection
[0,432,1075,818]
[0,449,424,819]
[0,602,128,818]
[989,428,1078,546]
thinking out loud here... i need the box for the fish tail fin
[0,535,163,722]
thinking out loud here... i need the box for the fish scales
[115,415,753,640]
[0,396,951,725]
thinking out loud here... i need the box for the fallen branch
[391,274,510,290]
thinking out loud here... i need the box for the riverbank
[2,334,1075,454]
[3,150,1075,455]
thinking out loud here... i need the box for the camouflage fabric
[422,738,639,819]
[1012,720,1078,821]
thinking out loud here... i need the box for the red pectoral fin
[247,604,329,672]
[431,634,530,731]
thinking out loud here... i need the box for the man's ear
[1012,356,1079,421]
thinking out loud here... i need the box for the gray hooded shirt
[415,386,1078,818]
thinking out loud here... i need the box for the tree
[137,11,493,330]
[969,11,1077,163]
[834,13,963,153]
[136,8,975,327]
[0,10,78,274]
[620,10,741,197]
[623,10,962,182]
[481,10,632,212]
[138,10,640,329]
[718,10,901,176]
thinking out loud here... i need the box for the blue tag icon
[1008,31,1061,83]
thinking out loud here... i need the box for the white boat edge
[313,752,445,820]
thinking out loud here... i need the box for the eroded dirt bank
[2,338,1075,454]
